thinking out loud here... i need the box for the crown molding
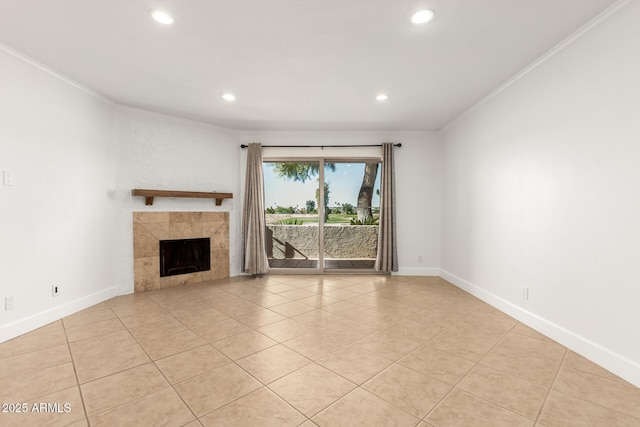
[0,41,113,103]
[442,0,640,132]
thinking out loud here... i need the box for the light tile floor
[1,275,639,426]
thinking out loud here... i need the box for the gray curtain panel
[375,143,398,272]
[242,143,270,275]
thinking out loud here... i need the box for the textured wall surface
[266,225,378,259]
[115,107,240,295]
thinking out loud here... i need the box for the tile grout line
[536,359,640,424]
[145,280,317,424]
[419,318,519,423]
[0,329,69,384]
[280,294,456,423]
[545,388,640,423]
[81,295,199,423]
[7,275,636,425]
[63,315,102,427]
[75,285,287,424]
[72,307,153,420]
[534,348,568,424]
[189,302,321,424]
[263,365,356,424]
[232,277,381,424]
[116,296,204,425]
[1,320,86,423]
[302,321,460,425]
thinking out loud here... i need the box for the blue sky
[264,162,381,209]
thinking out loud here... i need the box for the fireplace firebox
[159,238,211,277]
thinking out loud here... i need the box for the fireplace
[160,238,211,277]
[133,211,229,292]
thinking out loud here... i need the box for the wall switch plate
[52,285,59,297]
[5,296,15,310]
[2,171,15,186]
[522,288,529,300]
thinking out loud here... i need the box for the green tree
[305,199,316,213]
[271,161,378,222]
[341,202,355,215]
[272,162,335,221]
[275,205,295,214]
[316,182,330,221]
[271,162,335,183]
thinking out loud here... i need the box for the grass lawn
[283,214,378,224]
[288,214,354,224]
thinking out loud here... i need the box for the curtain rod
[240,143,401,149]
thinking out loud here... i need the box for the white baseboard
[0,286,119,343]
[440,269,640,388]
[395,267,441,276]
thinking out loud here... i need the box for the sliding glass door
[263,160,323,270]
[322,161,380,270]
[263,158,380,272]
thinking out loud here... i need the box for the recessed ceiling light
[150,10,174,25]
[376,94,389,101]
[411,9,435,25]
[222,93,236,101]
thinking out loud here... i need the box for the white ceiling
[0,0,618,131]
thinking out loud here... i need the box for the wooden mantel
[132,189,233,206]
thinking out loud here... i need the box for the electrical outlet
[5,296,15,310]
[52,285,59,297]
[522,287,529,300]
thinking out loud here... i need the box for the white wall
[0,46,118,342]
[114,119,444,291]
[240,130,444,275]
[114,107,241,294]
[442,3,640,386]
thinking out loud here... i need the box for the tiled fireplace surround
[133,212,230,293]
